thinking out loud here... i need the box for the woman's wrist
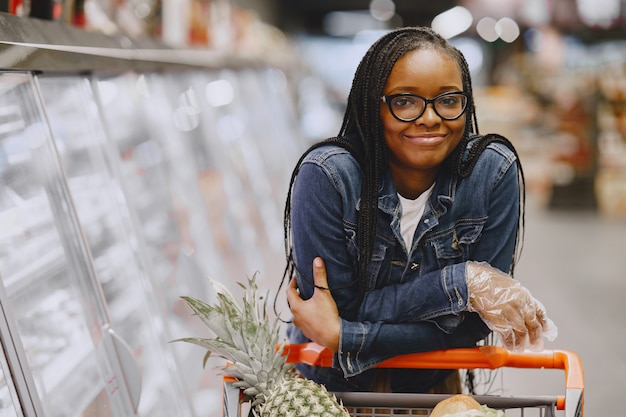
[325,319,340,353]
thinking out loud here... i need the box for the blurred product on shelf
[595,64,626,216]
[469,34,626,215]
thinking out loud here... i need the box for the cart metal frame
[222,343,584,417]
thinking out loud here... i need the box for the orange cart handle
[284,343,584,416]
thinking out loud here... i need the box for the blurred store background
[0,1,624,417]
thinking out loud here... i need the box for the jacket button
[410,263,419,270]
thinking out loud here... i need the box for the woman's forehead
[384,48,463,93]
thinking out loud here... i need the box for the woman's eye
[440,97,459,106]
[393,97,417,107]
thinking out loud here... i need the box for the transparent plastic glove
[466,261,558,351]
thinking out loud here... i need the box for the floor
[486,197,626,417]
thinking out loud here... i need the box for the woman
[283,27,556,393]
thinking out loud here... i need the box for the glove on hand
[466,261,558,351]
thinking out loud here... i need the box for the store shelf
[0,12,269,73]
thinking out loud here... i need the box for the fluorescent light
[431,6,473,39]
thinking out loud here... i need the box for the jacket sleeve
[336,312,491,377]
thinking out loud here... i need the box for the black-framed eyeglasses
[381,91,469,122]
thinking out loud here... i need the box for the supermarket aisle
[494,198,626,417]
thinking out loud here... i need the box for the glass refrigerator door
[180,68,297,294]
[0,354,23,417]
[0,72,137,417]
[172,69,277,285]
[34,73,194,417]
[0,285,27,417]
[93,72,222,415]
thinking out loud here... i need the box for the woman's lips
[403,133,446,146]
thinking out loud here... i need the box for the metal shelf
[0,12,269,73]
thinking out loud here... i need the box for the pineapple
[176,274,350,417]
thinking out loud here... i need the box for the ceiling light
[369,0,395,22]
[431,6,473,39]
[577,0,620,27]
[495,17,520,43]
[476,17,499,42]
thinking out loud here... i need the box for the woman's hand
[286,257,341,352]
[466,261,558,351]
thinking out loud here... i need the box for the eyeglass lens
[388,93,467,121]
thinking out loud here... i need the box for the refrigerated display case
[176,68,276,285]
[0,283,28,417]
[34,73,196,417]
[177,68,304,291]
[0,355,21,417]
[0,71,139,417]
[0,12,307,417]
[90,70,228,414]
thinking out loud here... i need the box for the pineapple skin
[260,377,350,417]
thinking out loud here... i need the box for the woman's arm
[288,255,555,377]
[286,256,489,377]
[337,315,490,377]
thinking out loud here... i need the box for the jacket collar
[377,165,456,218]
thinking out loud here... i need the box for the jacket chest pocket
[427,220,485,265]
[345,222,396,290]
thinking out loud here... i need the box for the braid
[279,27,525,315]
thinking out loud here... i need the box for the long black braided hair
[279,26,525,312]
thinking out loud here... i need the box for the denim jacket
[287,136,520,390]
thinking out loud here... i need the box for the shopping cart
[222,342,584,417]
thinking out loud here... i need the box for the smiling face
[381,47,466,198]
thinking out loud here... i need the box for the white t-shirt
[398,184,434,250]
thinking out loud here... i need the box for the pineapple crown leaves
[174,273,294,404]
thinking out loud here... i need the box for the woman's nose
[415,103,441,126]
